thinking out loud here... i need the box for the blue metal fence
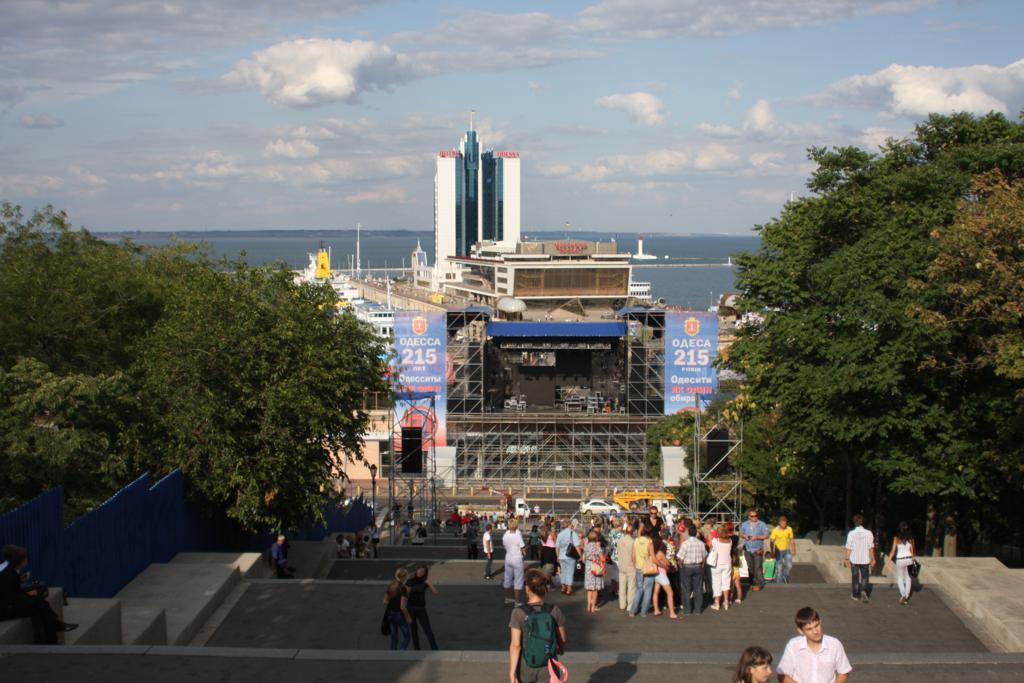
[0,471,373,597]
[0,487,66,589]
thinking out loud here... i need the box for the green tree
[135,262,389,531]
[0,358,138,520]
[726,112,1024,548]
[1,203,390,531]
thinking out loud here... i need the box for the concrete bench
[120,604,167,645]
[63,598,122,646]
[0,587,64,644]
[116,563,239,645]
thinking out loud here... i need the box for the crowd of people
[490,507,803,617]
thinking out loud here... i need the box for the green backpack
[522,605,559,668]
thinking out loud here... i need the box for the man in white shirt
[502,518,526,606]
[482,524,494,580]
[777,606,852,683]
[843,513,876,603]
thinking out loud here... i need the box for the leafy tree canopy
[725,112,1024,544]
[0,203,388,531]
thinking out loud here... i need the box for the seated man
[271,535,295,578]
[0,544,77,644]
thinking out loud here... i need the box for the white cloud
[698,100,823,142]
[18,113,64,129]
[528,80,546,94]
[697,122,741,138]
[0,174,64,197]
[739,187,790,204]
[223,38,422,108]
[744,100,776,135]
[591,180,674,194]
[574,0,935,39]
[727,81,743,100]
[595,92,665,126]
[693,143,740,171]
[859,126,911,149]
[344,185,409,203]
[264,138,320,159]
[748,152,787,170]
[68,165,107,187]
[811,59,1024,117]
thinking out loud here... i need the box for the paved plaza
[3,539,1021,682]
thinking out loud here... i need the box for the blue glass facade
[458,131,479,256]
[480,152,504,243]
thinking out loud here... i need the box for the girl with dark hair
[888,522,917,605]
[508,569,567,683]
[406,565,439,650]
[734,645,773,683]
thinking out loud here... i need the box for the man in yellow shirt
[770,516,796,584]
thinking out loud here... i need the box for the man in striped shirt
[676,525,707,615]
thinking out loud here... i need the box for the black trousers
[409,606,439,650]
[2,596,60,644]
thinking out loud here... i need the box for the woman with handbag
[709,524,734,610]
[583,530,605,613]
[888,521,917,605]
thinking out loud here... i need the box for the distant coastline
[93,228,755,240]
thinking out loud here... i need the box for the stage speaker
[705,427,731,475]
[401,427,423,474]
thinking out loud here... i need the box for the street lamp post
[368,463,378,519]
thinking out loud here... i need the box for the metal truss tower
[690,394,743,522]
[386,392,438,543]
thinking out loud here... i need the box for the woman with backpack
[508,568,567,683]
[383,567,412,650]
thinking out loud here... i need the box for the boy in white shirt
[777,606,852,683]
[843,513,876,603]
[483,524,494,580]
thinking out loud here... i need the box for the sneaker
[734,599,742,604]
[724,602,729,611]
[851,595,860,601]
[861,594,870,603]
[485,575,492,580]
[710,604,720,611]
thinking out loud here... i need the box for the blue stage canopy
[486,321,627,338]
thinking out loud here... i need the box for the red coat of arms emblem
[412,316,428,335]
[684,317,701,336]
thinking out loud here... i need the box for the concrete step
[120,605,166,645]
[63,598,122,646]
[171,552,266,579]
[116,563,240,645]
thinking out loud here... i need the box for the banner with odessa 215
[393,311,447,446]
[664,311,718,414]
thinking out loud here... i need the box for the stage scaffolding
[623,309,666,417]
[439,307,665,486]
[691,394,744,522]
[385,392,438,542]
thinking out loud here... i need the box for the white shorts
[654,572,670,587]
[503,562,525,590]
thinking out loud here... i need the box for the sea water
[102,230,760,309]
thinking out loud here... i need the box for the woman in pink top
[709,523,734,610]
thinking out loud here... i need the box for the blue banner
[393,311,447,446]
[664,311,718,414]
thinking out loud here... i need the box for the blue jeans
[387,610,411,650]
[630,570,655,616]
[850,563,870,598]
[679,565,704,615]
[776,549,792,583]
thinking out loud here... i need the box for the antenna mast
[356,222,362,277]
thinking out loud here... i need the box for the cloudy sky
[1,1,1022,234]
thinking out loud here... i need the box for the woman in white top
[888,521,916,605]
[709,523,734,611]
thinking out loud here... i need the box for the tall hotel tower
[434,113,520,283]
